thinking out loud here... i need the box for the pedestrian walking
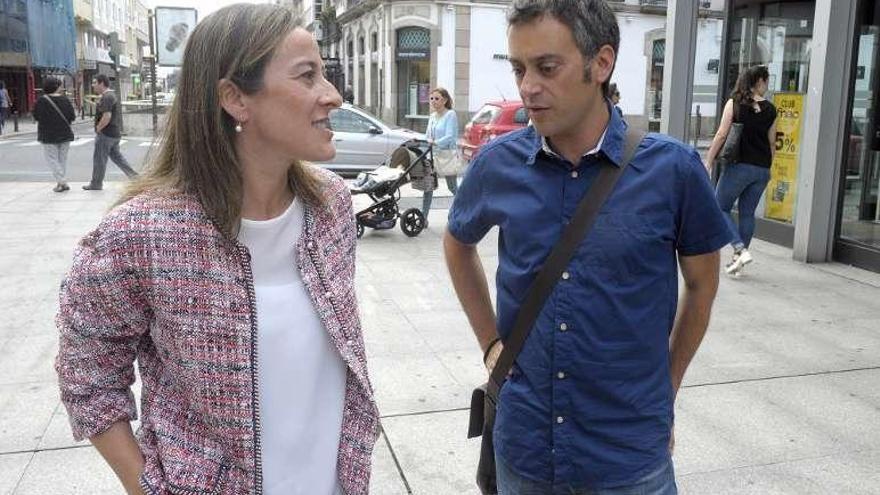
[444,1,730,493]
[55,4,379,494]
[82,74,137,190]
[0,81,10,134]
[343,85,354,104]
[422,87,462,224]
[609,82,624,118]
[33,76,75,192]
[705,65,777,276]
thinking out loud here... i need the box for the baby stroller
[349,138,436,238]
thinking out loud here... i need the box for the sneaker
[52,183,70,193]
[724,249,753,275]
[82,184,103,191]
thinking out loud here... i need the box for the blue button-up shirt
[448,108,730,489]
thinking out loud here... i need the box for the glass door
[722,0,815,232]
[836,0,880,269]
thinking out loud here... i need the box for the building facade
[281,0,879,273]
[0,0,76,115]
[708,0,879,273]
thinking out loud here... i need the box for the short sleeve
[675,149,732,256]
[97,93,114,113]
[447,154,492,245]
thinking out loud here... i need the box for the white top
[237,199,347,495]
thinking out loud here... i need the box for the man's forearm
[91,421,145,495]
[96,114,111,132]
[443,230,497,352]
[669,284,716,396]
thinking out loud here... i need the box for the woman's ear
[218,78,248,124]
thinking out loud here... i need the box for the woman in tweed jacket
[55,4,379,494]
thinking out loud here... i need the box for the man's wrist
[482,337,500,364]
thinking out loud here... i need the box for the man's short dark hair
[508,0,620,95]
[43,76,62,95]
[95,74,111,88]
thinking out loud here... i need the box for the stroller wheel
[401,208,426,237]
[356,222,365,239]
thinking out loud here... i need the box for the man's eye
[539,65,557,75]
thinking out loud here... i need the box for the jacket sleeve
[32,99,43,122]
[55,222,151,441]
[63,98,76,123]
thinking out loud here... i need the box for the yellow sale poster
[764,92,805,222]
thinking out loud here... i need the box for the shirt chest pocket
[578,212,672,283]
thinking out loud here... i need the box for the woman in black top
[33,77,76,192]
[705,65,778,276]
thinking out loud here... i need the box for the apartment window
[358,36,365,55]
[315,0,323,17]
[371,32,378,52]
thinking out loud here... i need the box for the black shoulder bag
[466,127,646,495]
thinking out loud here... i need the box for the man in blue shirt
[443,1,730,493]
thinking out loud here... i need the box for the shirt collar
[527,99,627,167]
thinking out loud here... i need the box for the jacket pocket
[164,458,229,494]
[143,445,231,494]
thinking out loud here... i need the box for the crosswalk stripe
[119,140,128,146]
[70,138,94,147]
[17,140,42,147]
[139,142,153,147]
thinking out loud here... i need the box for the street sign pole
[148,9,158,135]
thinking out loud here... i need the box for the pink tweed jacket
[55,167,380,494]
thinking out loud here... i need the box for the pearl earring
[234,121,243,133]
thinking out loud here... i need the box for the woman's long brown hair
[117,3,326,236]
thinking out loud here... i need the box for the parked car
[319,103,424,176]
[459,100,528,163]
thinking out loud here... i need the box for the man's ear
[592,45,617,86]
[218,78,248,123]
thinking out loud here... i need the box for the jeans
[496,454,678,495]
[42,142,70,183]
[0,107,8,133]
[715,162,771,250]
[90,133,138,187]
[421,175,459,218]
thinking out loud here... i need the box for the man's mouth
[312,118,332,131]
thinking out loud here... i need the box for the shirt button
[559,323,568,332]
[557,416,564,424]
[557,371,566,379]
[571,171,579,179]
[561,271,570,280]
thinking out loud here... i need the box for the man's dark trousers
[91,133,137,187]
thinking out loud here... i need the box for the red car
[459,100,529,163]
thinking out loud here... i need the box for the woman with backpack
[705,65,778,276]
[33,77,76,192]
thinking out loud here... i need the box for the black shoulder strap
[487,127,646,400]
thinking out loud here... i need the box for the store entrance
[720,0,815,245]
[835,0,880,271]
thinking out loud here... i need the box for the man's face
[508,15,611,140]
[92,80,105,93]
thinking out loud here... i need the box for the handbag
[718,104,743,165]
[467,127,646,495]
[433,148,465,176]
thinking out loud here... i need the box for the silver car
[320,104,424,175]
